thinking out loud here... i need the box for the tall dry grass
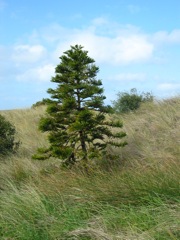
[118,97,180,167]
[0,106,48,157]
[0,97,179,239]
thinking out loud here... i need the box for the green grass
[0,182,179,239]
[0,98,180,239]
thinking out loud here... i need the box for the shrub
[31,98,49,108]
[0,114,19,156]
[112,88,153,113]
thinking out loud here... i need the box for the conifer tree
[33,45,127,167]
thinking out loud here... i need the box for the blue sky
[0,0,180,109]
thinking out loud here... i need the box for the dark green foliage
[0,114,19,156]
[31,98,50,108]
[33,45,127,167]
[112,88,153,113]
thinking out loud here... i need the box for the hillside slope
[0,98,179,239]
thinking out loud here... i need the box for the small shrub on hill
[31,98,49,108]
[0,114,19,156]
[112,88,153,113]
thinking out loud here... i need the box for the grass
[0,98,180,239]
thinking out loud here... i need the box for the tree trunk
[79,130,89,172]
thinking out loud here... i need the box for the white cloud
[113,35,153,63]
[42,21,180,67]
[30,19,154,65]
[53,29,154,65]
[157,83,180,91]
[12,44,47,64]
[91,17,109,26]
[16,64,55,82]
[110,73,146,82]
[153,30,180,44]
[4,18,180,86]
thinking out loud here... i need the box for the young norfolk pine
[33,45,127,168]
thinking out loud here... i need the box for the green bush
[31,98,49,108]
[112,88,153,113]
[0,114,19,156]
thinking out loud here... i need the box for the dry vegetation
[0,97,180,239]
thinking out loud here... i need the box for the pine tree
[33,45,127,167]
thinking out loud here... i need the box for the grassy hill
[0,97,180,239]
